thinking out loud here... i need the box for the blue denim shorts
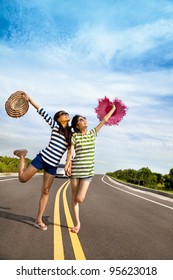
[31,153,57,175]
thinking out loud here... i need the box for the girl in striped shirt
[14,93,72,230]
[65,104,116,234]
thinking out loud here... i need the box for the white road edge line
[102,175,173,211]
[0,178,18,182]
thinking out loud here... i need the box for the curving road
[0,174,173,260]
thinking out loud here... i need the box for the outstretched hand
[22,93,40,110]
[22,92,30,101]
[95,102,116,132]
[111,103,116,111]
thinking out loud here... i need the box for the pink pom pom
[95,96,128,125]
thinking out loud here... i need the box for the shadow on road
[0,207,69,230]
[53,222,69,229]
[0,208,35,226]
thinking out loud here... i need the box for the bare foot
[71,226,80,234]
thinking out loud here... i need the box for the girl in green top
[65,104,116,234]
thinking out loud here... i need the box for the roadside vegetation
[1,156,173,194]
[0,156,31,173]
[107,167,173,194]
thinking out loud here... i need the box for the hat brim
[5,91,29,118]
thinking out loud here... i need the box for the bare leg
[35,171,55,230]
[71,178,90,233]
[77,179,90,203]
[71,179,80,231]
[14,149,38,182]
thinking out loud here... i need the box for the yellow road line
[54,180,69,260]
[63,184,86,260]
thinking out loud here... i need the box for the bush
[106,167,173,190]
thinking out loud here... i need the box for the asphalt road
[0,174,173,260]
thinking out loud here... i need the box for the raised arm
[95,104,116,133]
[23,93,40,110]
[22,93,56,128]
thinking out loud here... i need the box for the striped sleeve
[71,133,76,146]
[37,107,57,129]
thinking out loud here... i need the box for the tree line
[1,156,173,191]
[107,167,173,191]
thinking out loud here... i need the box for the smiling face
[54,111,70,126]
[76,116,88,131]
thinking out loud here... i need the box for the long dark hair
[53,111,72,147]
[71,115,81,133]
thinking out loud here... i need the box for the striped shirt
[71,128,97,178]
[37,107,68,167]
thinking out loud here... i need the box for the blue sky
[0,0,173,175]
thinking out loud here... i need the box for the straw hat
[95,96,128,125]
[5,91,29,118]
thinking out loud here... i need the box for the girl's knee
[43,188,50,195]
[19,176,28,183]
[76,195,85,203]
[19,171,34,183]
